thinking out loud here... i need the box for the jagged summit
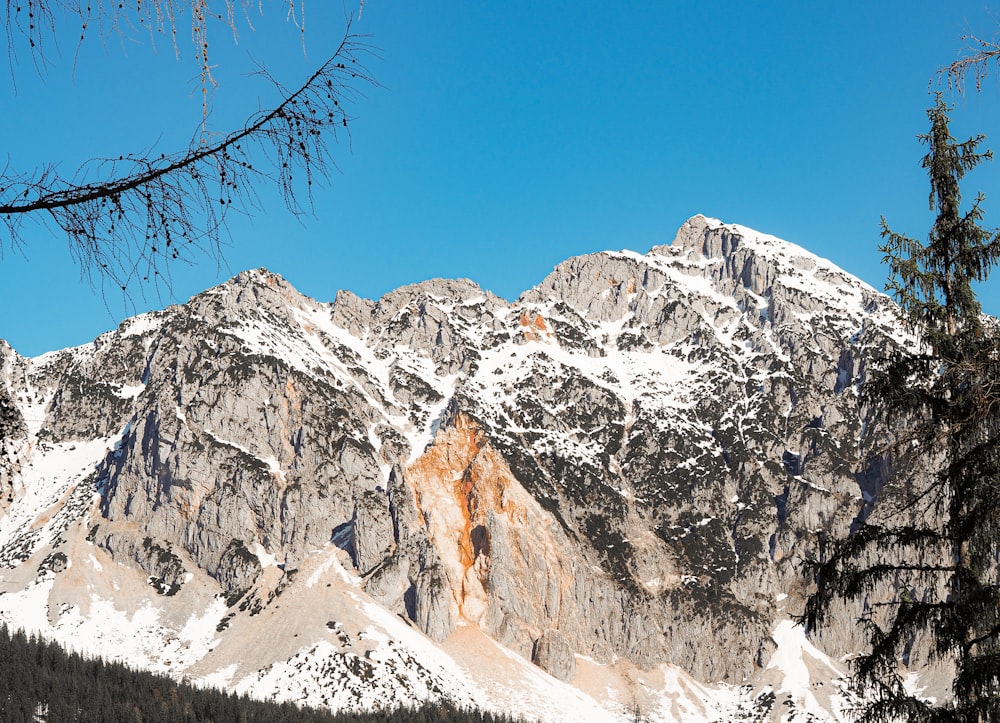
[231,266,284,285]
[374,277,493,307]
[522,215,894,350]
[664,214,849,270]
[0,218,913,721]
[214,267,494,310]
[657,215,884,314]
[208,267,303,302]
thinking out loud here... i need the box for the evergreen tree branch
[805,95,1000,720]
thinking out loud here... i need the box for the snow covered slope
[0,216,907,721]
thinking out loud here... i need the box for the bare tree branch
[0,18,375,298]
[2,2,308,103]
[939,27,1000,93]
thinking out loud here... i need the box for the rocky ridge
[0,216,910,721]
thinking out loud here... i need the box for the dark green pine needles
[0,623,528,723]
[803,94,1000,722]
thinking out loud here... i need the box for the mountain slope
[0,216,907,721]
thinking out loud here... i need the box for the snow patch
[766,620,847,721]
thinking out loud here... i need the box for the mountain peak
[225,267,297,294]
[657,214,823,268]
[187,267,316,320]
[0,218,910,721]
[662,213,729,253]
[375,277,493,312]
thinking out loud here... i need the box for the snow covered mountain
[0,215,910,721]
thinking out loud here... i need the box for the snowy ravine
[0,216,912,721]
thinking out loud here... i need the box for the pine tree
[803,94,1000,721]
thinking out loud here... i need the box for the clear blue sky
[2,1,1000,356]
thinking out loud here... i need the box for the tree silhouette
[0,2,374,296]
[803,94,1000,721]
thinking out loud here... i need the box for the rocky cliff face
[0,343,29,517]
[0,216,910,721]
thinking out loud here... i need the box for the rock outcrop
[0,216,914,720]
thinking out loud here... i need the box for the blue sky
[2,1,1000,356]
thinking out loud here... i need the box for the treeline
[0,625,527,723]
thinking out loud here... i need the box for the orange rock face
[518,310,549,342]
[403,413,528,624]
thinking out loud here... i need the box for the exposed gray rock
[351,490,394,574]
[0,343,29,516]
[0,215,915,711]
[532,629,576,681]
[216,538,263,597]
[414,562,455,643]
[364,554,411,611]
[0,393,25,514]
[98,529,189,596]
